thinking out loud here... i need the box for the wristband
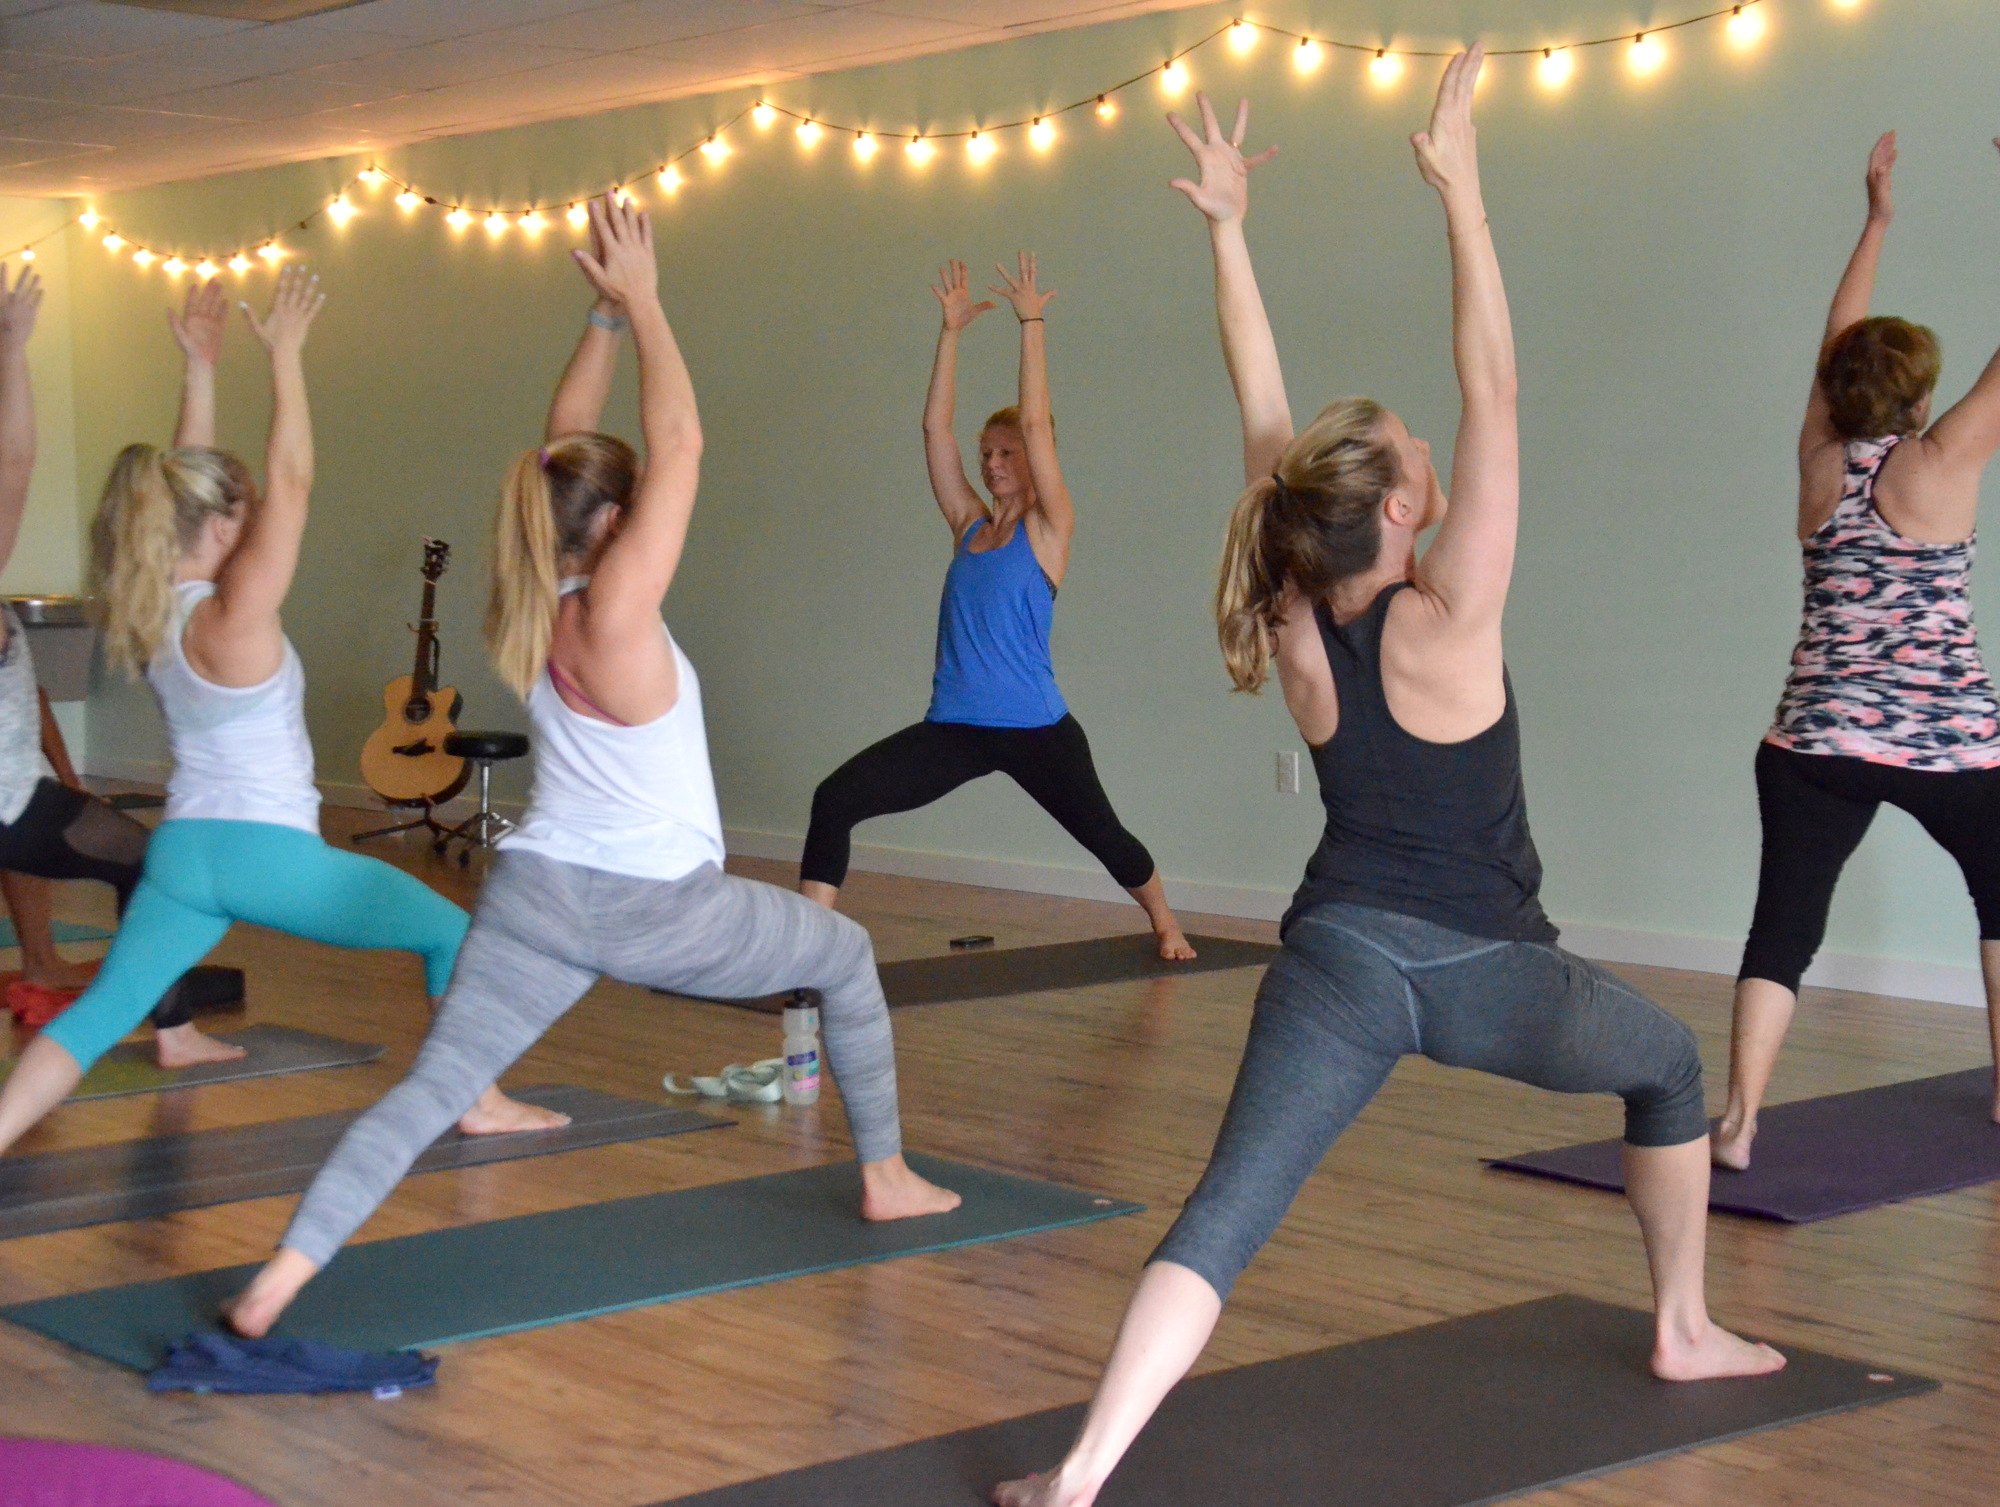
[587,308,630,333]
[1018,316,1045,325]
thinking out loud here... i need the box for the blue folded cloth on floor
[146,1331,439,1396]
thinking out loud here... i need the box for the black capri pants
[0,777,200,1029]
[800,714,1157,892]
[1740,741,2000,993]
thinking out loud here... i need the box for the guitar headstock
[420,537,451,582]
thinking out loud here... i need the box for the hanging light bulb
[1160,58,1188,94]
[1095,94,1117,121]
[1029,116,1056,151]
[1727,3,1767,46]
[394,190,422,210]
[17,249,33,263]
[102,233,125,251]
[853,131,878,161]
[445,208,473,230]
[751,101,777,129]
[519,211,546,233]
[326,195,356,225]
[258,242,285,261]
[1538,47,1574,87]
[195,259,217,278]
[77,210,99,229]
[699,134,730,163]
[357,167,386,186]
[1629,32,1666,74]
[162,257,186,276]
[566,202,589,227]
[906,134,935,163]
[966,130,996,164]
[1228,19,1257,55]
[131,248,153,266]
[1294,37,1324,74]
[228,254,250,273]
[483,212,508,234]
[796,118,824,148]
[1369,49,1403,85]
[657,165,682,193]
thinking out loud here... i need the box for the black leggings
[1740,742,2000,992]
[801,715,1156,891]
[0,778,195,1029]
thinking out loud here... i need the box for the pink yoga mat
[0,1439,275,1507]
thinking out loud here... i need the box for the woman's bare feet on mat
[1652,1318,1787,1381]
[222,1247,320,1339]
[1154,925,1196,962]
[992,1468,1097,1507]
[154,1023,248,1069]
[456,1086,571,1136]
[1710,1113,1755,1171]
[860,1153,962,1221]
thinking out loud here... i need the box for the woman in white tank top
[0,266,557,1158]
[229,195,959,1337]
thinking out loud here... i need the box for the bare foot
[992,1469,1096,1507]
[860,1153,962,1222]
[21,959,98,992]
[1652,1319,1787,1381]
[222,1248,320,1339]
[154,1023,248,1069]
[456,1086,572,1136]
[1711,1114,1754,1172]
[1155,927,1196,962]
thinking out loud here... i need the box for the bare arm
[1169,96,1288,482]
[1917,140,2000,473]
[546,285,625,441]
[0,265,42,582]
[924,261,993,537]
[169,279,228,450]
[192,266,323,685]
[1404,46,1519,632]
[991,252,1074,575]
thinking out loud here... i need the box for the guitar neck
[410,580,439,696]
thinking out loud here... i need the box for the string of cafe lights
[8,0,1863,275]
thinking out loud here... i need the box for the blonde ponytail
[91,443,254,676]
[486,432,639,698]
[1214,398,1399,693]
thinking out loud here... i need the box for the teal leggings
[43,819,468,1071]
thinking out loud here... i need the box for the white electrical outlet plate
[1276,750,1301,795]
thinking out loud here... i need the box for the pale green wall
[63,0,2000,972]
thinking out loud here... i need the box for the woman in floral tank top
[1717,134,2000,1169]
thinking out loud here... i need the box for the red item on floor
[4,971,93,1028]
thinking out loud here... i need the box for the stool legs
[437,757,516,866]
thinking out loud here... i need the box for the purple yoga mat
[0,1439,275,1507]
[1489,1067,2000,1223]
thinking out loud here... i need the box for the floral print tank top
[1768,435,2000,771]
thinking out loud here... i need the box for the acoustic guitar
[359,538,470,807]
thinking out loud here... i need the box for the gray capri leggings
[1152,902,1707,1300]
[281,850,903,1267]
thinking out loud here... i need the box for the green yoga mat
[0,919,114,948]
[0,1154,1140,1370]
[0,1025,384,1102]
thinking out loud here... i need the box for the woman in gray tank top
[997,51,1781,1507]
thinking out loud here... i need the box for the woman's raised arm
[1912,140,2000,478]
[547,213,629,440]
[0,265,42,580]
[991,252,1073,571]
[1169,95,1286,483]
[1402,46,1519,634]
[923,261,993,538]
[169,279,228,451]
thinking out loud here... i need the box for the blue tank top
[926,518,1068,728]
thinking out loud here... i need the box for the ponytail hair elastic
[537,446,553,471]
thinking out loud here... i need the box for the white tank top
[147,580,322,833]
[500,589,725,882]
[0,606,51,825]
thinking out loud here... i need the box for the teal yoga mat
[0,1154,1139,1371]
[0,919,113,948]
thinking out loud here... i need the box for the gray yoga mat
[0,1085,727,1241]
[0,1025,384,1102]
[0,1153,1139,1371]
[659,1294,1934,1506]
[0,919,114,948]
[708,933,1282,1014]
[1490,1068,2000,1223]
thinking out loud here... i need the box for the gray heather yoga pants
[1152,902,1708,1300]
[282,851,903,1267]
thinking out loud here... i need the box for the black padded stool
[436,731,529,866]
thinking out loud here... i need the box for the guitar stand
[352,799,455,847]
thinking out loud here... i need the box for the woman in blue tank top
[800,254,1192,960]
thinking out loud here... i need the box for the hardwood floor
[0,803,1994,1504]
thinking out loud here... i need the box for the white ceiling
[0,0,1214,197]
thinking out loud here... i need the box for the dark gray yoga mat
[1491,1068,2000,1222]
[0,1025,384,1102]
[658,1294,1934,1506]
[0,1085,727,1241]
[709,933,1281,1014]
[0,1153,1139,1370]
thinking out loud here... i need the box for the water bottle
[782,991,822,1106]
